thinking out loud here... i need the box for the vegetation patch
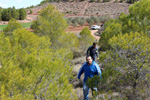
[0,24,7,30]
[0,22,32,30]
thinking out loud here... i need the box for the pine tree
[80,27,95,51]
[0,5,78,100]
[0,28,77,100]
[1,9,9,21]
[7,8,12,20]
[11,6,17,19]
[100,32,150,99]
[99,19,122,50]
[31,5,68,46]
[97,0,150,99]
[19,8,26,20]
[3,18,22,33]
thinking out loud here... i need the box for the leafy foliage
[3,18,22,33]
[29,9,33,14]
[99,19,122,50]
[31,5,69,47]
[0,28,77,100]
[98,0,150,99]
[100,32,150,99]
[127,0,139,3]
[99,0,150,51]
[0,4,79,100]
[121,0,150,35]
[1,7,26,21]
[79,27,95,51]
[19,8,26,20]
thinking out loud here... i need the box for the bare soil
[28,1,130,18]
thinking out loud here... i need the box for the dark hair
[86,56,92,59]
[93,42,96,45]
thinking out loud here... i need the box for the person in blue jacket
[86,42,99,61]
[77,56,102,100]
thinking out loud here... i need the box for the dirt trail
[91,30,99,41]
[69,26,101,99]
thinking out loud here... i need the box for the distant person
[77,56,102,100]
[86,42,99,61]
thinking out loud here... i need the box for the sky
[0,0,43,9]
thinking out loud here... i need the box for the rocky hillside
[28,1,131,18]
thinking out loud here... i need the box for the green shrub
[79,27,95,51]
[103,0,111,2]
[29,9,33,14]
[3,18,22,33]
[79,17,85,26]
[87,17,94,27]
[98,15,110,23]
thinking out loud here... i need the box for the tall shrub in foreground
[99,32,150,100]
[0,29,77,100]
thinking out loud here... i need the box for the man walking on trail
[77,56,102,100]
[86,42,99,61]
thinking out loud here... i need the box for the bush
[87,18,94,27]
[103,0,111,2]
[99,19,122,51]
[3,18,22,33]
[90,0,95,2]
[97,0,101,2]
[91,16,100,25]
[79,27,94,51]
[67,19,71,25]
[120,0,124,2]
[72,21,78,27]
[100,32,150,100]
[31,5,68,45]
[0,28,77,99]
[72,17,80,24]
[127,0,139,3]
[115,0,119,3]
[29,9,33,14]
[79,17,85,26]
[98,15,110,23]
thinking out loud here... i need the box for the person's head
[86,56,93,65]
[93,42,96,48]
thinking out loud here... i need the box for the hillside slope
[28,2,130,18]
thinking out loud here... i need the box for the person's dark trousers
[92,56,96,61]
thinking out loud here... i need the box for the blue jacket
[86,46,99,58]
[77,61,102,82]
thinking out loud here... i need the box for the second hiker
[86,42,99,61]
